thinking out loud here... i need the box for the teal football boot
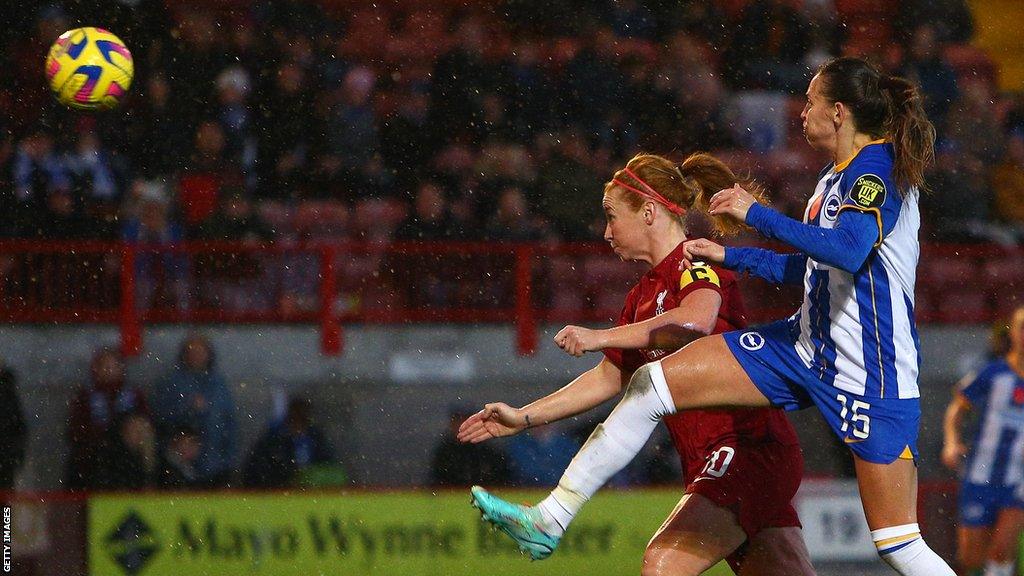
[470,485,560,560]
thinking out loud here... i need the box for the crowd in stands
[4,0,1022,250]
[2,0,1023,321]
[6,337,673,491]
[63,336,342,491]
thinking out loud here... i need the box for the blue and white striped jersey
[960,360,1024,486]
[792,141,922,399]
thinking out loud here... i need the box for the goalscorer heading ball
[45,27,133,111]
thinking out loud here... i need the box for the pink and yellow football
[45,27,133,111]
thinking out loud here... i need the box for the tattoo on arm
[524,414,532,428]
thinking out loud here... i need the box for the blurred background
[1,0,1023,574]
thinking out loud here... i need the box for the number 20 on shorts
[837,394,870,440]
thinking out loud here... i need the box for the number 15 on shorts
[837,394,870,440]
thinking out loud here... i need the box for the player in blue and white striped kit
[944,307,1024,576]
[468,57,953,575]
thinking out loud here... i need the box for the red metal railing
[0,240,1019,357]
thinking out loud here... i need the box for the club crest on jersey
[655,290,667,316]
[681,262,720,289]
[739,331,765,351]
[851,174,886,209]
[823,194,841,221]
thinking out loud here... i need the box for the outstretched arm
[724,247,808,284]
[554,289,721,356]
[683,238,807,285]
[708,184,878,274]
[457,358,626,444]
[744,203,876,273]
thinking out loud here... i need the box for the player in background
[468,56,952,576]
[943,306,1024,576]
[460,152,814,575]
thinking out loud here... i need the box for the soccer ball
[45,27,134,111]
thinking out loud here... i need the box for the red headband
[612,167,686,216]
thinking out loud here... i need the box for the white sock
[983,561,1014,576]
[872,523,955,576]
[536,361,676,536]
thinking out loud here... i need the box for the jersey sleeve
[837,151,904,247]
[957,366,992,404]
[676,262,727,300]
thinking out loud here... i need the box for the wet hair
[606,152,768,236]
[816,57,936,193]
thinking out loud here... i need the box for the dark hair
[607,152,767,236]
[817,57,936,193]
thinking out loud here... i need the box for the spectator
[320,66,379,191]
[91,411,159,490]
[152,334,237,487]
[11,130,70,237]
[158,425,204,489]
[65,128,124,239]
[66,347,149,489]
[254,60,315,200]
[125,74,191,179]
[723,0,811,93]
[429,14,508,141]
[194,189,275,310]
[394,181,455,241]
[196,189,274,242]
[562,27,626,134]
[430,405,511,487]
[506,422,580,487]
[212,66,256,181]
[379,88,434,191]
[484,186,552,242]
[896,0,974,44]
[390,181,460,307]
[179,120,235,227]
[243,397,335,488]
[900,24,960,130]
[0,362,26,489]
[534,130,603,240]
[121,183,189,310]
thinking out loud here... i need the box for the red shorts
[686,438,803,541]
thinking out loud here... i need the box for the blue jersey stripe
[870,257,898,398]
[853,253,892,397]
[904,292,922,377]
[808,270,838,386]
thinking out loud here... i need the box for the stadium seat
[353,198,408,240]
[294,200,350,240]
[920,258,976,285]
[257,201,295,239]
[936,287,991,323]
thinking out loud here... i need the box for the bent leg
[737,527,816,576]
[539,335,772,534]
[642,493,746,576]
[855,456,955,575]
[659,334,773,410]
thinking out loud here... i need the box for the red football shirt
[602,242,800,483]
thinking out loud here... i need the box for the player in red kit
[459,153,813,575]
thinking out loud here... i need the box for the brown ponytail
[879,75,936,191]
[817,57,936,193]
[678,152,768,236]
[607,152,767,236]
